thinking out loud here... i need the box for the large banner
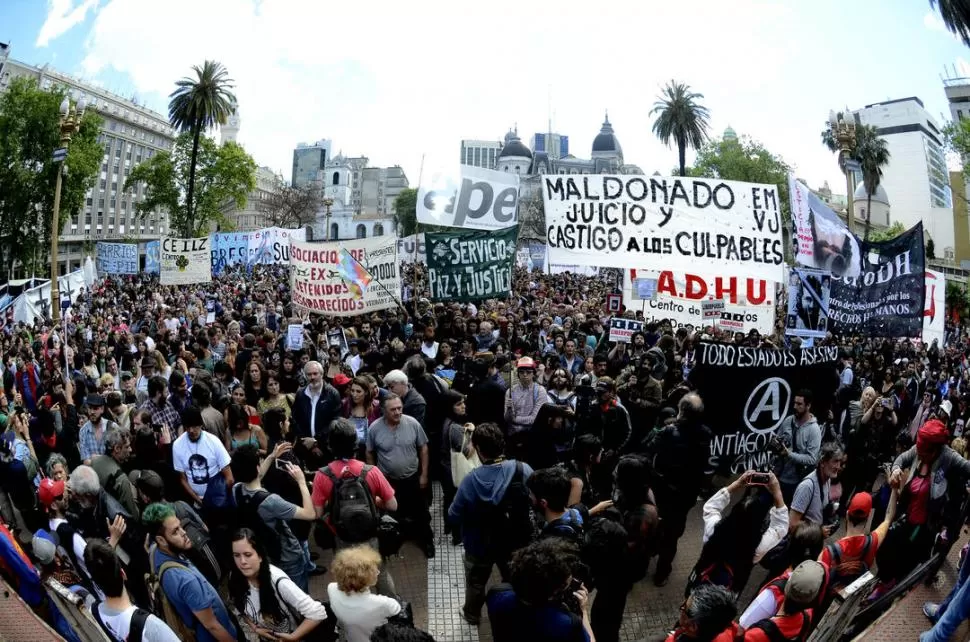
[290,236,400,316]
[623,269,775,334]
[211,231,250,275]
[95,242,138,275]
[396,233,427,264]
[789,176,862,277]
[785,268,831,339]
[12,269,86,324]
[416,165,520,230]
[160,237,212,285]
[542,175,785,281]
[425,225,518,302]
[249,227,304,266]
[924,269,945,345]
[689,342,839,474]
[829,223,925,337]
[143,241,160,274]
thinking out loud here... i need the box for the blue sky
[3,0,970,194]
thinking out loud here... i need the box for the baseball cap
[846,492,873,519]
[38,478,66,508]
[333,373,352,386]
[785,560,826,605]
[32,532,57,565]
[84,394,105,407]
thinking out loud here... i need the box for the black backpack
[91,602,150,642]
[323,465,380,543]
[481,461,535,556]
[233,487,285,561]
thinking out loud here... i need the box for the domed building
[852,182,891,229]
[520,112,643,176]
[723,126,738,143]
[497,129,533,176]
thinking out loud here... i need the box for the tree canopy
[125,132,256,236]
[258,178,321,229]
[650,81,711,177]
[392,188,418,236]
[0,76,102,276]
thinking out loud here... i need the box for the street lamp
[322,197,334,241]
[828,107,858,236]
[50,94,87,323]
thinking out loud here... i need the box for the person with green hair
[143,502,236,642]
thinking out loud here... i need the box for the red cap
[847,492,873,519]
[38,479,65,508]
[333,374,352,386]
[917,418,950,450]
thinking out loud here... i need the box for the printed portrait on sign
[785,269,831,339]
[809,206,854,277]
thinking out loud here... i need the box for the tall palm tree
[168,60,236,236]
[820,122,890,240]
[930,0,970,46]
[650,81,711,176]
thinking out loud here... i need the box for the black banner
[688,342,839,474]
[828,222,925,337]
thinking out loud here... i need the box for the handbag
[451,427,481,487]
[387,597,414,627]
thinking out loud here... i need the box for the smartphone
[881,398,892,408]
[749,473,771,486]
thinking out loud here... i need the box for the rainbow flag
[336,248,372,299]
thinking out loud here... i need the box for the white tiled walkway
[427,483,480,641]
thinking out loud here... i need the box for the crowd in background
[0,263,968,642]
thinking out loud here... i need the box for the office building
[221,166,281,231]
[854,97,953,256]
[0,45,176,275]
[460,139,502,169]
[292,139,332,188]
[532,132,569,160]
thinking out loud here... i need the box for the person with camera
[772,390,822,505]
[486,538,595,642]
[788,442,843,537]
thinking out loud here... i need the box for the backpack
[91,602,150,642]
[232,487,285,562]
[480,462,535,556]
[542,508,584,543]
[747,611,811,642]
[173,501,222,584]
[146,547,199,642]
[54,522,97,594]
[323,464,380,543]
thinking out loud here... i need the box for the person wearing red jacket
[666,584,740,642]
[741,560,827,642]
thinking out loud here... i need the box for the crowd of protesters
[0,261,968,642]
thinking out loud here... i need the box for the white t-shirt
[420,342,439,360]
[172,431,231,498]
[164,317,180,334]
[244,565,329,633]
[94,603,180,642]
[327,583,401,642]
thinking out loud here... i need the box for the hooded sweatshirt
[776,413,822,488]
[448,459,534,557]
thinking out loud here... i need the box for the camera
[749,473,771,486]
[561,578,584,615]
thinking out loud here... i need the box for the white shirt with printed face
[172,431,231,498]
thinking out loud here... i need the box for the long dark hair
[228,528,287,625]
[694,487,773,591]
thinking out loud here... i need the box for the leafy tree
[258,177,320,229]
[944,118,970,169]
[821,122,889,241]
[0,77,102,276]
[125,132,256,236]
[168,61,237,235]
[392,188,418,236]
[866,221,906,243]
[946,280,967,320]
[927,238,936,260]
[688,135,792,225]
[650,80,711,177]
[930,0,970,46]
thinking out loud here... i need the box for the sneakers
[653,569,671,587]
[923,602,940,622]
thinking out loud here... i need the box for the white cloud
[36,0,100,47]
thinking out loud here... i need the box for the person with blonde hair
[327,545,402,642]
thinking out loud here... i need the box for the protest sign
[623,269,774,334]
[609,317,643,343]
[785,267,831,339]
[923,269,945,345]
[95,243,138,275]
[542,175,785,281]
[211,231,250,275]
[417,165,520,230]
[789,176,861,278]
[160,237,212,285]
[290,236,400,316]
[327,327,349,357]
[425,225,518,302]
[144,241,160,274]
[689,342,839,474]
[287,324,304,351]
[702,300,725,320]
[397,233,427,264]
[250,227,304,266]
[635,278,658,300]
[829,223,925,337]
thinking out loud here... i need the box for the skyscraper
[292,139,332,187]
[0,47,175,275]
[532,132,569,160]
[854,97,953,255]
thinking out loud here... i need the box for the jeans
[463,551,510,619]
[922,546,970,642]
[285,564,309,593]
[301,540,316,572]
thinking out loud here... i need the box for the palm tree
[650,81,711,176]
[820,122,890,240]
[168,61,236,236]
[930,0,970,46]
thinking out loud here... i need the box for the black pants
[655,488,693,578]
[591,580,632,642]
[388,472,434,547]
[876,520,936,584]
[440,467,457,533]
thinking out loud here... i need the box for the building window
[330,223,339,240]
[333,172,340,185]
[356,224,366,239]
[373,224,384,236]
